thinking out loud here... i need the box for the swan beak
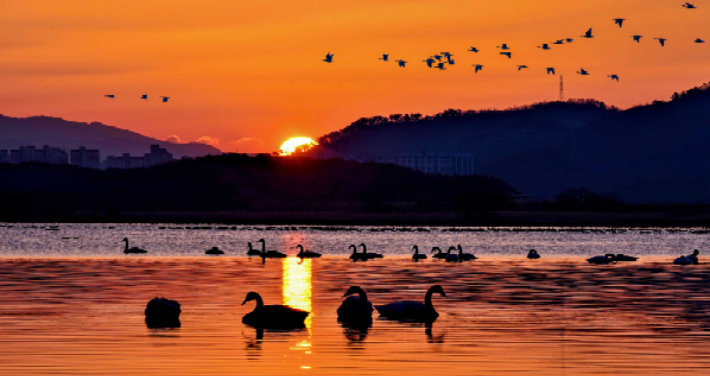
[241,299,249,305]
[441,292,447,297]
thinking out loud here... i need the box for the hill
[0,115,221,158]
[307,82,710,203]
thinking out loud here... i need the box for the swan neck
[357,289,368,305]
[124,239,128,251]
[361,244,367,253]
[254,295,264,310]
[425,289,434,308]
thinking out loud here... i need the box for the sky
[1,0,708,153]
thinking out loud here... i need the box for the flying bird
[546,67,556,75]
[105,95,115,98]
[608,74,620,81]
[160,96,170,102]
[682,3,697,9]
[468,47,480,52]
[436,62,446,70]
[447,58,455,65]
[396,59,407,67]
[538,44,551,50]
[379,54,389,61]
[577,68,590,76]
[565,38,574,43]
[441,52,453,58]
[553,39,564,45]
[517,65,528,71]
[473,64,483,73]
[613,18,625,28]
[432,54,443,61]
[632,35,642,43]
[655,38,666,47]
[695,38,705,43]
[423,58,435,68]
[497,43,510,50]
[323,53,334,63]
[500,52,512,58]
[581,28,593,39]
[140,94,148,100]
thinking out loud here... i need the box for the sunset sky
[1,0,708,152]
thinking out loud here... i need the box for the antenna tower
[559,75,565,102]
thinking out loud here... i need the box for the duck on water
[376,285,447,323]
[241,291,309,329]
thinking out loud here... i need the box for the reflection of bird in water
[343,324,369,342]
[632,35,643,43]
[338,286,374,322]
[122,237,147,254]
[296,244,321,258]
[527,249,541,259]
[655,38,667,47]
[376,285,447,322]
[241,291,309,329]
[581,28,593,39]
[426,321,446,344]
[613,18,625,28]
[412,245,427,260]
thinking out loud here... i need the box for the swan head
[692,249,700,256]
[342,286,364,298]
[122,237,128,242]
[242,292,261,305]
[412,245,419,251]
[457,244,463,251]
[429,285,446,297]
[296,244,304,251]
[257,238,265,243]
[431,247,442,254]
[447,246,457,254]
[348,244,357,252]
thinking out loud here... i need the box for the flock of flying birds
[322,3,706,82]
[104,94,170,102]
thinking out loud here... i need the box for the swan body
[337,286,374,322]
[247,242,261,256]
[456,245,477,261]
[349,245,368,261]
[445,247,459,262]
[375,285,446,322]
[412,245,427,260]
[674,255,693,265]
[123,238,147,254]
[527,249,541,259]
[614,254,637,262]
[258,239,286,258]
[145,297,181,328]
[360,243,383,259]
[587,254,616,264]
[205,247,224,255]
[242,292,309,329]
[431,247,447,259]
[296,244,321,258]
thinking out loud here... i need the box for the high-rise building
[0,150,8,163]
[70,147,100,169]
[145,144,173,167]
[8,145,68,165]
[396,152,474,176]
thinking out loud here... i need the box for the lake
[0,223,709,375]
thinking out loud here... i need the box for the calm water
[0,223,709,375]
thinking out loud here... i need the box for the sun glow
[279,137,318,156]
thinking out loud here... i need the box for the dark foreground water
[0,224,709,375]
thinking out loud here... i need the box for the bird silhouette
[436,62,446,70]
[538,43,551,50]
[160,96,170,103]
[473,64,484,73]
[379,54,389,62]
[553,39,564,45]
[565,38,574,43]
[581,28,593,39]
[140,94,148,100]
[500,52,512,58]
[105,95,115,98]
[441,52,453,58]
[467,47,480,52]
[423,58,435,68]
[411,245,428,261]
[497,44,510,50]
[608,74,620,81]
[122,238,147,254]
[613,18,625,28]
[577,68,590,76]
[432,54,443,61]
[546,67,556,75]
[517,65,528,71]
[296,244,321,258]
[323,53,334,63]
[655,38,666,47]
[395,59,407,67]
[695,38,705,43]
[447,58,455,65]
[682,2,697,9]
[632,35,643,43]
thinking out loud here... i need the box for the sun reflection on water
[282,258,313,331]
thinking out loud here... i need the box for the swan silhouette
[360,243,383,259]
[456,244,477,261]
[423,58,435,68]
[581,28,593,39]
[444,247,459,262]
[632,35,642,43]
[655,38,666,47]
[349,245,368,261]
[375,285,446,322]
[473,64,484,73]
[682,2,697,9]
[674,255,693,265]
[145,297,181,328]
[337,286,374,322]
[687,249,700,264]
[527,249,541,259]
[547,67,556,75]
[517,65,529,71]
[614,253,637,261]
[242,292,309,329]
[577,68,590,76]
[554,39,564,45]
[613,18,625,28]
[497,44,510,50]
[140,94,148,100]
[160,96,170,103]
[258,239,286,258]
[565,38,574,43]
[436,62,446,70]
[105,95,115,98]
[500,52,512,58]
[205,246,224,255]
[608,74,620,81]
[695,38,705,43]
[412,245,427,261]
[538,44,550,50]
[122,238,147,254]
[323,53,334,63]
[296,244,321,258]
[587,254,616,264]
[431,247,447,259]
[247,242,261,256]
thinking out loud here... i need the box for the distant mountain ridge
[308,82,710,203]
[0,115,221,158]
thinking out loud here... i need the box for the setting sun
[279,137,318,155]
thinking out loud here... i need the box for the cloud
[165,134,182,143]
[228,137,265,153]
[195,136,220,147]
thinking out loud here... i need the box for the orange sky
[1,0,708,152]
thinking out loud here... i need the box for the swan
[608,74,620,81]
[687,249,699,264]
[205,246,224,255]
[160,96,170,103]
[587,254,616,264]
[337,286,374,322]
[581,28,593,39]
[242,291,309,328]
[258,239,286,258]
[500,52,512,58]
[614,254,637,262]
[497,44,510,50]
[577,68,590,76]
[296,244,321,258]
[473,64,484,73]
[527,249,541,259]
[431,247,447,259]
[247,242,261,256]
[145,297,181,328]
[412,245,427,260]
[655,38,666,47]
[444,247,459,262]
[554,39,564,45]
[123,238,147,254]
[457,244,477,261]
[682,3,697,9]
[695,38,705,43]
[349,244,368,261]
[517,65,529,71]
[423,58,435,68]
[674,255,693,265]
[613,18,625,28]
[140,94,148,100]
[379,54,389,61]
[632,35,642,43]
[360,243,383,259]
[538,44,550,50]
[375,285,446,322]
[468,47,480,52]
[436,62,446,70]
